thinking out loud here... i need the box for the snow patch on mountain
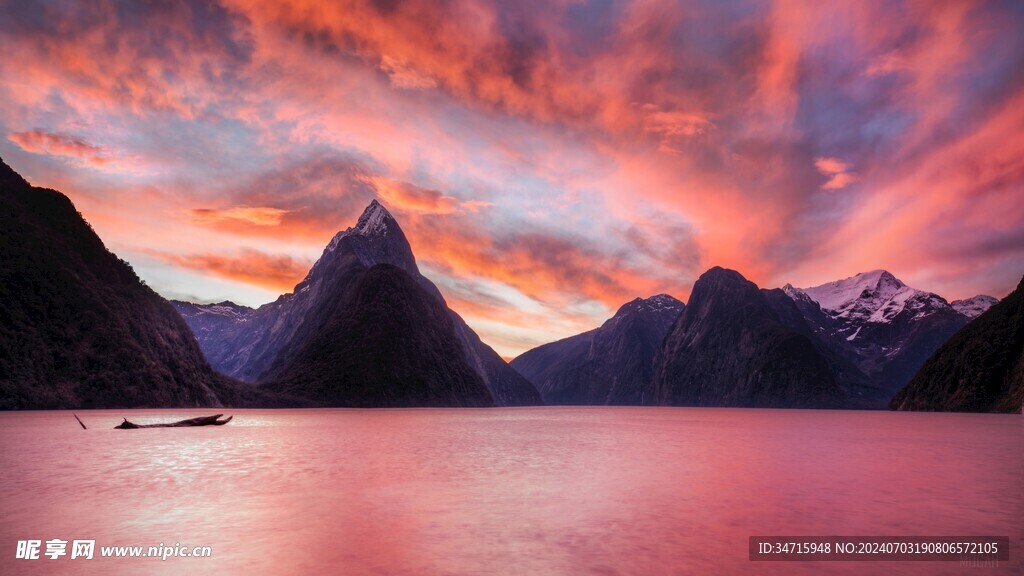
[176,300,253,320]
[783,270,971,398]
[304,199,417,287]
[795,270,951,325]
[205,302,253,318]
[646,294,685,312]
[604,295,685,332]
[613,294,684,318]
[951,295,998,319]
[322,200,393,254]
[355,199,391,235]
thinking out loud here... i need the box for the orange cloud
[221,0,671,135]
[821,172,859,191]
[9,130,111,166]
[190,206,291,227]
[0,1,253,126]
[149,249,312,293]
[791,90,1024,298]
[814,157,850,175]
[400,213,680,311]
[442,293,590,356]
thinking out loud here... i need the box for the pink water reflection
[0,408,1020,575]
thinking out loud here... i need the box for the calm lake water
[0,408,1020,575]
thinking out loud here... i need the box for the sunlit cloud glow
[148,249,313,293]
[1,0,1022,356]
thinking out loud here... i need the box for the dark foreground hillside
[891,275,1024,413]
[0,157,244,409]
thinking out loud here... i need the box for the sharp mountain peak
[301,199,419,289]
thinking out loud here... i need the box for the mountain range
[0,155,1016,412]
[515,268,1002,410]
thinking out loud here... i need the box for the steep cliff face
[261,264,495,407]
[0,157,240,409]
[653,268,845,409]
[891,275,1024,413]
[448,311,541,405]
[762,288,885,407]
[512,295,683,405]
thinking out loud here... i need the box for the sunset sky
[2,0,1023,357]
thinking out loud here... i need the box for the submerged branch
[114,414,233,429]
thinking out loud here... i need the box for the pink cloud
[9,130,111,167]
[2,0,1022,355]
[815,157,858,191]
[379,55,438,90]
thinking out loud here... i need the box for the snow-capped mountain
[173,200,541,406]
[783,270,974,399]
[796,270,952,332]
[950,295,999,319]
[511,294,684,405]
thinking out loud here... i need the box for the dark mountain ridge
[653,267,846,408]
[262,263,494,407]
[511,294,684,405]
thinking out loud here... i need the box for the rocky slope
[169,300,255,375]
[261,264,495,407]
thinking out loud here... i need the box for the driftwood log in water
[114,414,233,429]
